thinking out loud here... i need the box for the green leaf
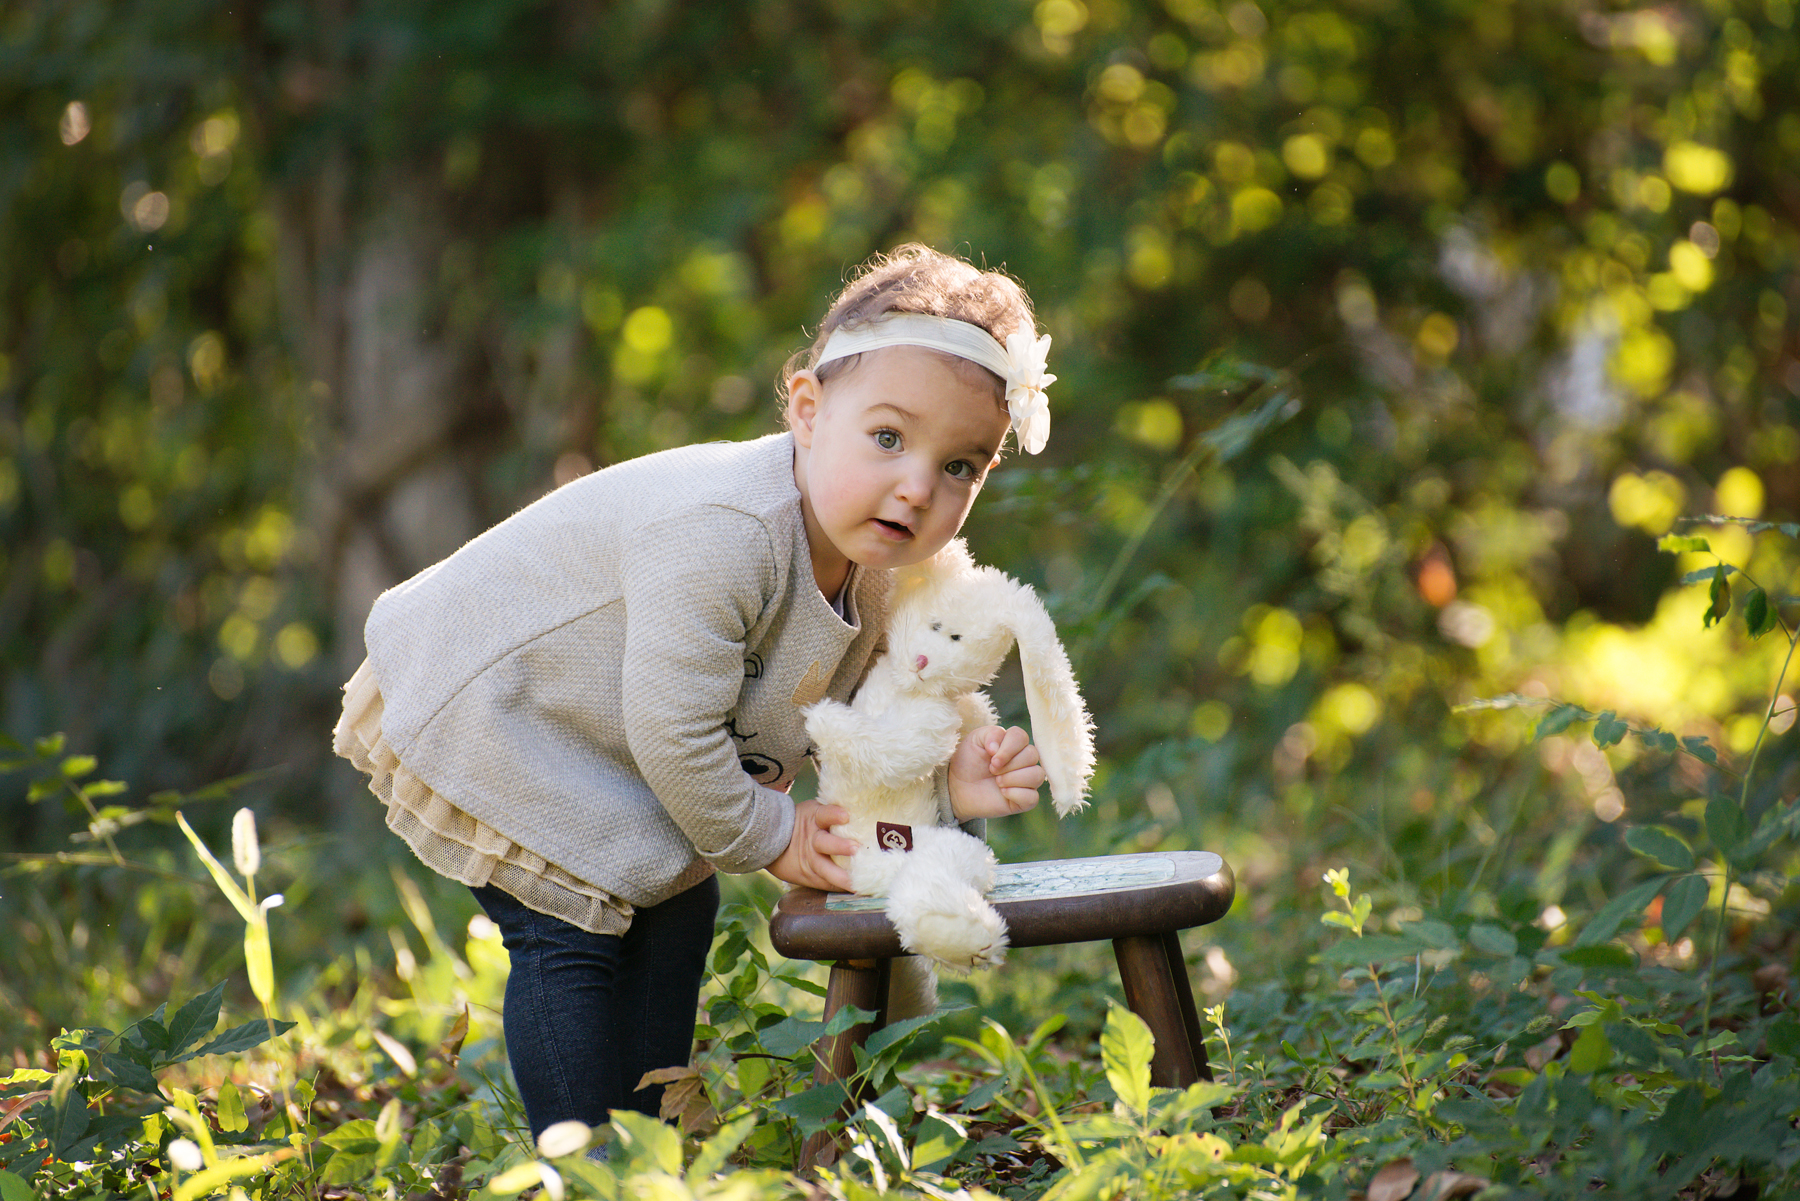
[1568,1023,1613,1074]
[772,1080,848,1130]
[176,812,258,923]
[217,1082,247,1134]
[1100,1005,1154,1117]
[46,1068,90,1158]
[95,1047,162,1096]
[1745,587,1778,638]
[34,734,66,757]
[1396,918,1458,949]
[1705,565,1732,628]
[1659,874,1709,941]
[0,1170,34,1201]
[183,1017,295,1064]
[909,1112,967,1172]
[753,1014,827,1060]
[1317,935,1425,965]
[864,1007,959,1059]
[1625,826,1695,872]
[1535,703,1586,741]
[130,1017,172,1054]
[687,1114,758,1184]
[320,1118,380,1153]
[162,984,225,1060]
[1638,727,1680,754]
[1679,564,1731,583]
[1769,1015,1800,1060]
[1592,711,1628,747]
[1555,944,1637,969]
[1467,923,1518,957]
[58,755,97,779]
[1706,796,1749,859]
[1660,535,1712,554]
[1573,877,1666,947]
[1682,736,1719,766]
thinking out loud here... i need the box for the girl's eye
[875,430,901,450]
[946,459,977,481]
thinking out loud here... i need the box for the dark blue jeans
[471,875,719,1139]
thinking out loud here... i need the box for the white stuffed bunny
[804,539,1094,1009]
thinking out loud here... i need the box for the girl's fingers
[1000,786,1041,812]
[999,765,1047,790]
[814,831,859,858]
[990,727,1037,770]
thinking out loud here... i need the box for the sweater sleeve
[618,506,796,874]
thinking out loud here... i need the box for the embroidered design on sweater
[724,717,783,784]
[790,660,827,708]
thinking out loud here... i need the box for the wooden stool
[769,851,1235,1167]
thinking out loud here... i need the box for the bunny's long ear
[997,578,1095,815]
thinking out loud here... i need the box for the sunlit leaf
[1568,1023,1612,1074]
[1705,566,1732,628]
[1100,1004,1154,1117]
[216,1082,247,1133]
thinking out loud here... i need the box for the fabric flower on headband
[1004,331,1055,455]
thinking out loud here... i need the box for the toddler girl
[333,243,1061,1140]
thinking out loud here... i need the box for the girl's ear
[787,371,823,448]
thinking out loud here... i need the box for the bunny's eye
[950,633,962,641]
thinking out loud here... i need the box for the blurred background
[4,0,1799,1050]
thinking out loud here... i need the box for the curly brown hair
[779,244,1038,403]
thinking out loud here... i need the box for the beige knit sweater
[343,433,890,912]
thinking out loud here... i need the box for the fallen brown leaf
[1420,1169,1489,1199]
[1367,1157,1420,1201]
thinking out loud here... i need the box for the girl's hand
[766,799,858,892]
[949,725,1045,820]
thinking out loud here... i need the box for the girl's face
[789,345,1010,596]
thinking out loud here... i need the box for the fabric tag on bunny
[876,822,914,852]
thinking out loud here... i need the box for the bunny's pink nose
[914,654,928,672]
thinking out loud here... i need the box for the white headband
[814,312,1056,454]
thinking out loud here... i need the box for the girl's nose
[894,463,933,508]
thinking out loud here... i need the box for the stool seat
[769,850,1235,1168]
[772,850,1234,957]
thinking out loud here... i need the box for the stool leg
[800,958,890,1170]
[1113,935,1201,1088]
[1162,930,1212,1082]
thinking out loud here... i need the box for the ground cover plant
[8,518,1800,1198]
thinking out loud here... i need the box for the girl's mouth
[873,519,912,539]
